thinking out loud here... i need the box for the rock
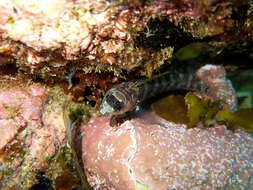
[81,113,253,189]
[0,82,84,189]
[0,85,47,153]
[0,0,252,90]
[0,119,26,153]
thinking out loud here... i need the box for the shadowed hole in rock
[136,18,194,51]
[29,172,52,190]
[83,86,96,107]
[71,76,80,86]
[0,63,18,75]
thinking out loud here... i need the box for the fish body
[99,64,237,116]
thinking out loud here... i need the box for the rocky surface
[0,0,252,189]
[81,113,253,190]
[0,0,252,105]
[0,80,86,190]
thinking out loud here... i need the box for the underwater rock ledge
[81,114,253,190]
[0,0,252,82]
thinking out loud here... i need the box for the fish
[99,64,237,117]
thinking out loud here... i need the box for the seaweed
[152,92,253,132]
[174,42,210,61]
[68,107,88,123]
[216,108,253,132]
[184,92,220,128]
[151,95,188,125]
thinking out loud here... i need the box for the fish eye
[106,94,124,111]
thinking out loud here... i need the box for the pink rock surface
[81,114,253,190]
[0,85,47,152]
[0,84,67,188]
[0,119,26,153]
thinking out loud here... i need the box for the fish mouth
[99,107,108,116]
[99,101,112,116]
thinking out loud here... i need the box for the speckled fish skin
[99,64,237,116]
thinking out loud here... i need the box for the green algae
[152,92,253,132]
[68,106,89,123]
[216,108,253,132]
[151,95,188,125]
[174,42,210,61]
[44,147,84,190]
[63,103,92,190]
[55,147,73,170]
[184,92,220,128]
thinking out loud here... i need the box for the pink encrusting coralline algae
[81,115,253,190]
[0,84,68,189]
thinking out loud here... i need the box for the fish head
[99,87,132,116]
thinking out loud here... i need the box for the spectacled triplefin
[99,64,237,117]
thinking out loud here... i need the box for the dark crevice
[0,63,18,76]
[72,77,81,86]
[83,86,97,107]
[30,172,52,190]
[136,18,195,51]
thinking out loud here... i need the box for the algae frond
[152,92,253,132]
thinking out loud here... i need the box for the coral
[81,114,253,189]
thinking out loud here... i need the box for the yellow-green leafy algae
[7,17,14,24]
[238,95,252,109]
[216,108,253,132]
[174,42,210,61]
[151,95,188,124]
[0,169,2,180]
[184,92,220,128]
[152,92,253,132]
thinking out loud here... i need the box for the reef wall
[0,0,252,189]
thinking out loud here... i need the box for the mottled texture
[81,114,253,189]
[0,0,252,111]
[0,119,26,153]
[0,0,149,72]
[0,0,252,84]
[0,82,83,189]
[195,64,238,111]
